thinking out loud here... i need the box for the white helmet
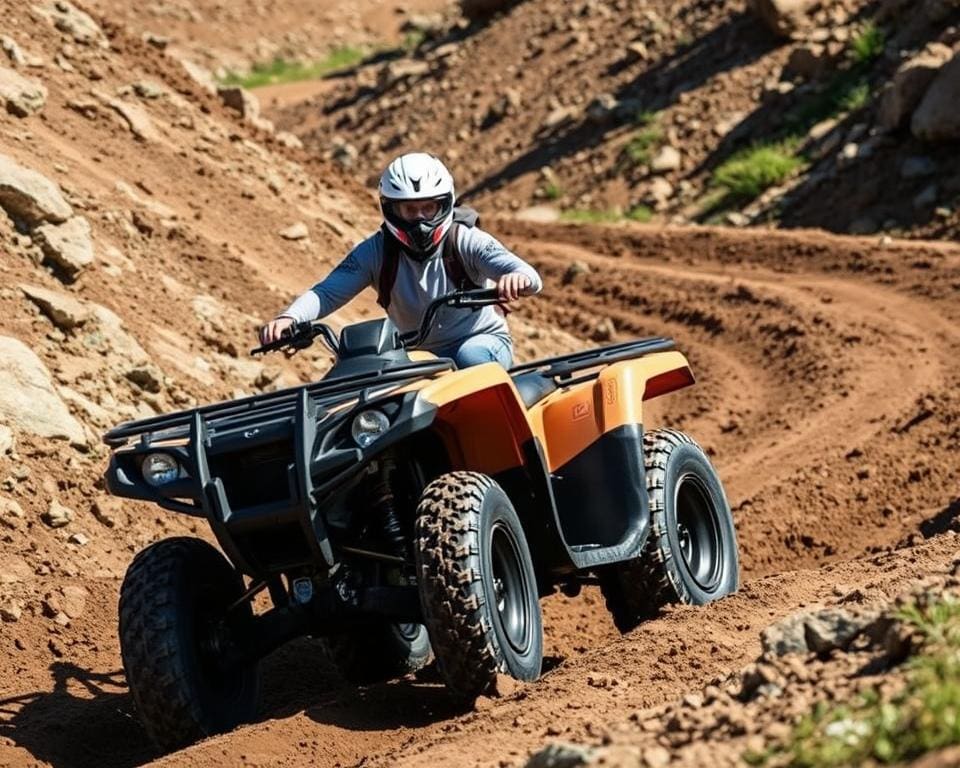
[379,153,455,259]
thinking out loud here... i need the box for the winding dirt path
[2,224,957,768]
[133,224,960,768]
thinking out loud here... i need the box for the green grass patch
[752,594,960,767]
[712,140,804,202]
[849,22,885,65]
[403,29,427,53]
[624,123,665,166]
[559,206,653,224]
[221,46,368,89]
[543,182,563,200]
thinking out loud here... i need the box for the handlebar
[251,321,340,357]
[252,287,507,357]
[399,288,504,349]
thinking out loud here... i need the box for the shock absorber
[371,457,406,559]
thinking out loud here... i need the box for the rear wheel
[415,472,543,700]
[118,537,260,751]
[322,622,431,683]
[601,429,739,633]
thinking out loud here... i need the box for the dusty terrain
[0,2,959,768]
[276,0,960,239]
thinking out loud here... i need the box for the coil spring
[371,458,405,558]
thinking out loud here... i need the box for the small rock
[60,585,87,618]
[179,58,217,93]
[42,499,74,528]
[592,318,615,342]
[275,131,302,149]
[0,600,23,623]
[586,93,618,124]
[280,222,309,240]
[35,0,106,46]
[20,283,90,330]
[1,36,26,66]
[133,80,164,99]
[650,145,681,173]
[0,152,73,226]
[785,43,831,79]
[525,742,594,768]
[331,141,358,168]
[68,531,89,547]
[217,85,260,119]
[562,260,591,285]
[91,497,121,527]
[0,497,25,529]
[34,216,95,281]
[0,65,47,116]
[748,0,820,37]
[648,176,674,205]
[102,96,160,142]
[641,746,672,768]
[625,40,649,62]
[142,32,169,50]
[125,364,164,393]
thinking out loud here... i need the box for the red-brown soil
[1,2,959,768]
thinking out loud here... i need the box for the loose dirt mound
[1,2,960,768]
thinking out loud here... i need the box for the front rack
[103,358,454,447]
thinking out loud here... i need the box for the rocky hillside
[276,0,960,240]
[0,0,378,723]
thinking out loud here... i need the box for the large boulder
[34,215,95,280]
[0,66,46,116]
[912,52,960,142]
[0,153,73,226]
[0,336,86,445]
[748,0,821,36]
[878,43,954,131]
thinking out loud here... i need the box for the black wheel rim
[490,520,531,655]
[394,622,421,642]
[674,473,723,592]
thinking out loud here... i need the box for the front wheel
[601,429,740,633]
[118,537,260,751]
[415,472,543,700]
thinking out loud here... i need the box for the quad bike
[103,287,739,751]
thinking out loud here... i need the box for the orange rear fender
[527,351,694,471]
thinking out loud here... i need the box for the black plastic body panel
[551,424,649,560]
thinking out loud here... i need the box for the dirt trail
[125,223,960,768]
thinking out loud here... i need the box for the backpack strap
[441,222,480,291]
[377,226,400,310]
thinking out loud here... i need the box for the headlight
[351,409,390,448]
[141,452,180,487]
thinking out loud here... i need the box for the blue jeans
[435,334,513,369]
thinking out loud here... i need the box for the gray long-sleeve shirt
[281,226,542,352]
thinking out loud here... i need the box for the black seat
[511,372,558,409]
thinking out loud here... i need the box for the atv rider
[259,153,542,369]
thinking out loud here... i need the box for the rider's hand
[497,273,532,302]
[259,317,295,345]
